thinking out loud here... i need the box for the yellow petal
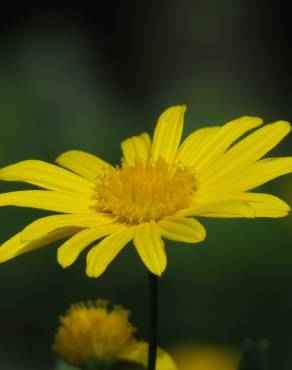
[86,226,134,278]
[0,190,93,213]
[157,216,206,243]
[241,157,292,191]
[178,201,256,218]
[133,221,166,276]
[196,117,263,174]
[190,193,290,218]
[201,120,291,186]
[235,192,290,217]
[0,228,75,263]
[0,160,93,194]
[0,234,21,263]
[176,126,220,165]
[21,214,113,242]
[151,106,186,164]
[121,133,151,166]
[122,342,177,370]
[140,132,151,152]
[197,157,292,202]
[57,224,123,268]
[177,116,262,171]
[56,150,111,181]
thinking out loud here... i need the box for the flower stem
[148,272,158,370]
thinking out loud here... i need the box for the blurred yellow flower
[172,344,240,370]
[53,299,176,370]
[0,106,292,277]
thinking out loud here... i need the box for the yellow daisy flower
[0,106,291,277]
[53,299,176,370]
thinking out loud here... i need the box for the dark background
[0,2,292,369]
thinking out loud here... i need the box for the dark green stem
[148,272,158,370]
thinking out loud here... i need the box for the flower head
[53,300,136,366]
[53,299,176,370]
[0,106,292,277]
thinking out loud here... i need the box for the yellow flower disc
[93,159,197,224]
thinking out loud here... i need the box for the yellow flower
[0,106,292,277]
[53,299,176,370]
[171,344,240,370]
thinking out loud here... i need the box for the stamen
[93,159,197,224]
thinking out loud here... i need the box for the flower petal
[176,116,263,170]
[176,126,220,165]
[57,224,123,268]
[0,190,93,213]
[157,216,206,243]
[178,201,256,218]
[86,226,134,278]
[122,342,177,370]
[197,157,292,203]
[151,106,186,164]
[21,214,113,242]
[0,228,75,263]
[195,117,264,174]
[201,120,291,186]
[0,160,93,194]
[133,221,166,276]
[55,150,111,181]
[140,132,151,152]
[240,157,292,191]
[187,194,289,218]
[121,133,151,166]
[235,192,290,217]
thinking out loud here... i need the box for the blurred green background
[0,2,292,370]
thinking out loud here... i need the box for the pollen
[93,159,197,224]
[53,299,137,366]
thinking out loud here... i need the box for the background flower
[171,344,240,370]
[53,299,176,370]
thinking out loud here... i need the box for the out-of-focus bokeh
[0,3,292,370]
[171,344,240,370]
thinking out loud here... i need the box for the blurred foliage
[238,339,270,370]
[56,360,80,370]
[0,2,292,370]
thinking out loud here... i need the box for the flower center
[93,159,197,223]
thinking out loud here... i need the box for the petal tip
[200,229,207,242]
[85,267,101,279]
[57,251,70,269]
[148,267,164,277]
[274,120,291,132]
[177,104,187,113]
[241,115,263,122]
[156,261,167,277]
[164,105,187,115]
